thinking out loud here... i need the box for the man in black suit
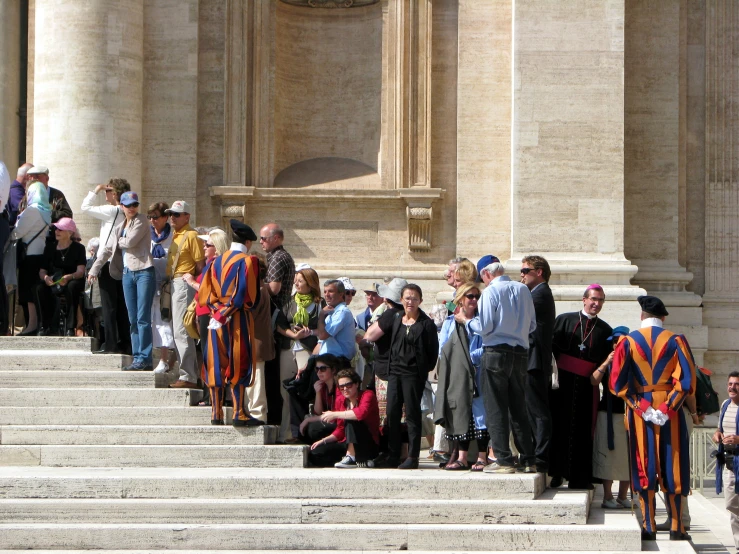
[521,255,556,473]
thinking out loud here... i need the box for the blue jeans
[122,266,156,365]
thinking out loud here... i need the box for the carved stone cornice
[280,0,379,7]
[219,201,246,233]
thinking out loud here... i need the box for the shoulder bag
[183,297,199,339]
[16,224,48,266]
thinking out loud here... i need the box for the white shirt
[81,190,122,246]
[229,242,250,254]
[0,161,10,211]
[640,318,664,329]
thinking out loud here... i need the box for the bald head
[259,222,284,253]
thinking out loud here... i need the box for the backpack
[696,366,720,415]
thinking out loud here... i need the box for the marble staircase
[0,336,648,552]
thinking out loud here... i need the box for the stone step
[0,351,123,370]
[0,424,277,445]
[0,336,95,351]
[0,388,193,407]
[0,519,642,551]
[0,444,306,468]
[0,491,589,525]
[0,406,230,425]
[0,467,544,500]
[0,371,165,388]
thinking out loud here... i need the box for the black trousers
[308,420,379,467]
[300,419,336,444]
[0,215,9,335]
[37,278,85,333]
[481,345,535,467]
[265,355,283,426]
[525,368,552,470]
[386,372,426,459]
[98,262,130,352]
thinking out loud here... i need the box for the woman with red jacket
[309,369,380,468]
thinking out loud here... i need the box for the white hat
[295,263,312,271]
[165,200,191,214]
[197,234,210,242]
[27,165,49,175]
[338,277,355,291]
[377,278,408,304]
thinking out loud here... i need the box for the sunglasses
[147,214,164,220]
[259,236,270,241]
[315,365,331,372]
[205,243,214,248]
[520,268,536,275]
[464,293,481,300]
[124,202,139,208]
[169,213,184,218]
[345,290,356,296]
[337,382,356,390]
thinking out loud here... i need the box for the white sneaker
[601,498,620,509]
[153,361,170,374]
[334,455,357,469]
[616,497,632,509]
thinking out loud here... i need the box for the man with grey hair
[315,279,356,367]
[455,261,537,473]
[260,222,295,310]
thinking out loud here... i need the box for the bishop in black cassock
[549,285,613,489]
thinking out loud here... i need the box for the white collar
[229,242,249,254]
[640,317,664,329]
[531,282,545,293]
[581,310,597,320]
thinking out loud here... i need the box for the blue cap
[608,326,630,340]
[120,191,140,207]
[476,255,500,282]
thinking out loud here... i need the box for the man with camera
[713,372,739,554]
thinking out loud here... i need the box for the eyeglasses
[259,236,270,242]
[315,365,331,372]
[124,203,139,208]
[464,293,481,300]
[205,243,214,248]
[147,214,163,220]
[337,382,356,390]
[169,213,184,218]
[520,268,536,275]
[345,290,356,296]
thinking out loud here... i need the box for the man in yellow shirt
[165,201,205,388]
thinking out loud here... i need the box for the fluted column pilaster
[0,1,21,169]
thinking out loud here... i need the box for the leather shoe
[549,476,563,488]
[233,417,264,427]
[669,531,692,541]
[18,328,39,337]
[37,328,52,336]
[170,380,199,389]
[433,452,450,464]
[211,419,224,425]
[398,457,419,469]
[641,530,656,541]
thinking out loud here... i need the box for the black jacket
[389,309,439,379]
[528,282,555,372]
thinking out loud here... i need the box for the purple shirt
[8,180,25,225]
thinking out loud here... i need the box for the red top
[194,256,215,317]
[331,389,380,445]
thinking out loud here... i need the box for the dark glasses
[337,382,356,390]
[345,290,356,296]
[520,268,536,275]
[147,214,163,220]
[315,365,331,372]
[124,203,139,208]
[205,243,214,248]
[464,293,481,300]
[169,213,183,218]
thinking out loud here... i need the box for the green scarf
[292,293,314,327]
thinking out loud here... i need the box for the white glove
[642,406,657,423]
[652,409,669,426]
[207,316,230,330]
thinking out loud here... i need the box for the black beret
[230,219,257,241]
[638,295,669,317]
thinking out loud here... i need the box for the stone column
[624,0,706,360]
[512,0,643,328]
[703,0,739,375]
[0,0,21,169]
[32,0,144,240]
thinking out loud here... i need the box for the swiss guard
[198,219,261,427]
[610,295,696,541]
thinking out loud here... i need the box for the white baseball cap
[338,277,355,291]
[165,200,191,214]
[27,165,50,175]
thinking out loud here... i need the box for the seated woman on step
[309,369,380,468]
[296,353,341,444]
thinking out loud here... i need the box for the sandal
[471,460,486,472]
[444,460,469,471]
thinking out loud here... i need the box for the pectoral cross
[578,343,586,351]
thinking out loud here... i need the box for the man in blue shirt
[316,279,356,366]
[456,260,537,473]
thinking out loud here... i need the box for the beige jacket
[90,212,153,279]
